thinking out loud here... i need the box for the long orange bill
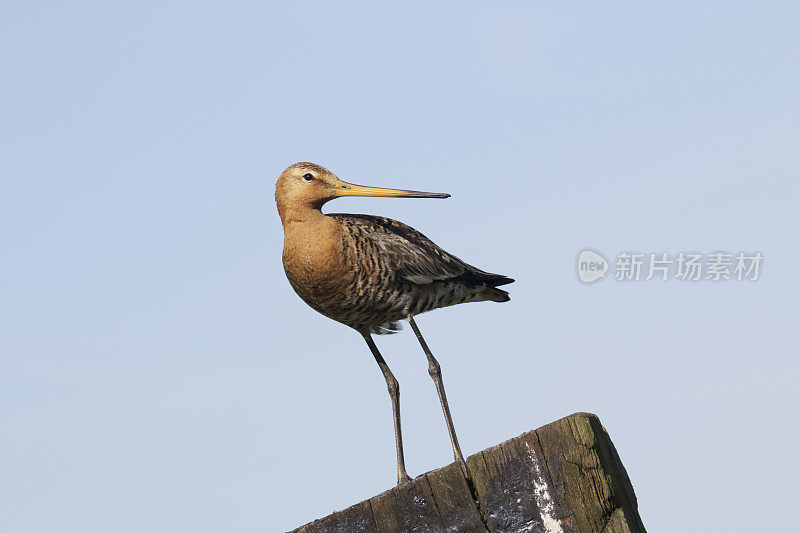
[335,180,450,199]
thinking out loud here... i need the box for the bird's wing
[330,214,510,286]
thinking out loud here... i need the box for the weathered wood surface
[291,412,646,533]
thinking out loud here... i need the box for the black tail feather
[456,269,515,287]
[487,275,514,287]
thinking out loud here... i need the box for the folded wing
[331,214,513,288]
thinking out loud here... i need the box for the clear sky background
[2,3,798,532]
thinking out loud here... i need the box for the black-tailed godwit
[276,162,513,484]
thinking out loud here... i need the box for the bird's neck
[277,199,327,227]
[279,201,342,277]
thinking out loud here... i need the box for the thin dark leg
[362,332,412,485]
[406,316,468,478]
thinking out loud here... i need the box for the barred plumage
[326,213,512,334]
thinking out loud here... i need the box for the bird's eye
[302,173,314,182]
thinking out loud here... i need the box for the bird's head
[275,162,450,221]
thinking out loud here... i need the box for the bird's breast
[282,222,354,315]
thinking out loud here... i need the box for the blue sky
[1,2,798,532]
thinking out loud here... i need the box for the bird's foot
[456,456,470,480]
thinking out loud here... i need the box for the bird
[275,162,513,485]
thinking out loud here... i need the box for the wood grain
[291,413,646,533]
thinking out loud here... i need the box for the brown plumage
[275,161,513,484]
[277,163,513,334]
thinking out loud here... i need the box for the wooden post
[291,412,646,533]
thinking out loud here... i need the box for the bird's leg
[362,332,412,486]
[406,316,468,479]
